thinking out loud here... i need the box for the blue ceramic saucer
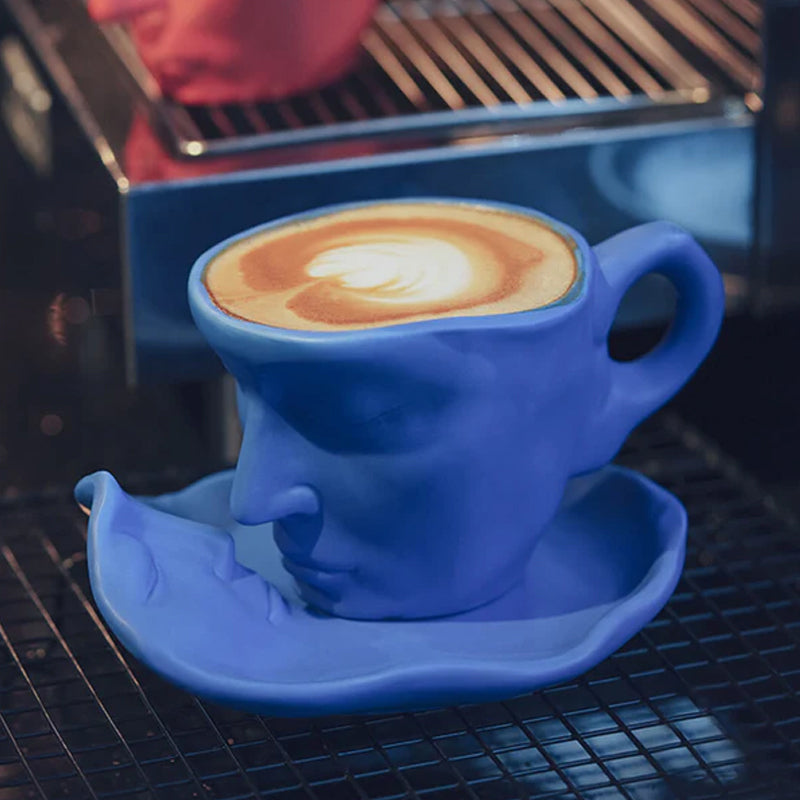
[75,466,686,717]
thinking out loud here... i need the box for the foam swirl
[305,237,474,306]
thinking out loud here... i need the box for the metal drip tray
[97,0,762,158]
[7,0,760,165]
[1,413,799,799]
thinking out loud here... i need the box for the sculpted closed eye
[306,238,473,305]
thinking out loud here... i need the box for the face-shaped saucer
[75,466,686,717]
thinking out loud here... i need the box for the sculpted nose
[230,400,319,525]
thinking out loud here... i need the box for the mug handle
[575,222,725,473]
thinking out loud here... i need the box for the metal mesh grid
[91,0,762,157]
[1,412,800,799]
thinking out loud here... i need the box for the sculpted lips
[273,524,354,591]
[280,556,354,603]
[281,555,353,576]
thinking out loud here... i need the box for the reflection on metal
[0,36,51,175]
[492,695,746,796]
[639,0,759,89]
[588,126,753,251]
[581,0,709,92]
[3,0,129,187]
[87,0,761,161]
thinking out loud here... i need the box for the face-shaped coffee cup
[188,199,723,620]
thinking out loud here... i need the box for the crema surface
[204,203,578,331]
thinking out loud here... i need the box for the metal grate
[1,412,800,800]
[94,0,763,158]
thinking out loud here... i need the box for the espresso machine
[1,1,799,798]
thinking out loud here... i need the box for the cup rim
[188,197,591,347]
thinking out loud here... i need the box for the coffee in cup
[203,202,578,331]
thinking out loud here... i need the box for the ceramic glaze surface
[186,199,724,620]
[75,467,686,716]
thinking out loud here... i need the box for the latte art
[204,202,578,331]
[306,237,474,304]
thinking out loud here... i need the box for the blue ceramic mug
[188,199,724,621]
